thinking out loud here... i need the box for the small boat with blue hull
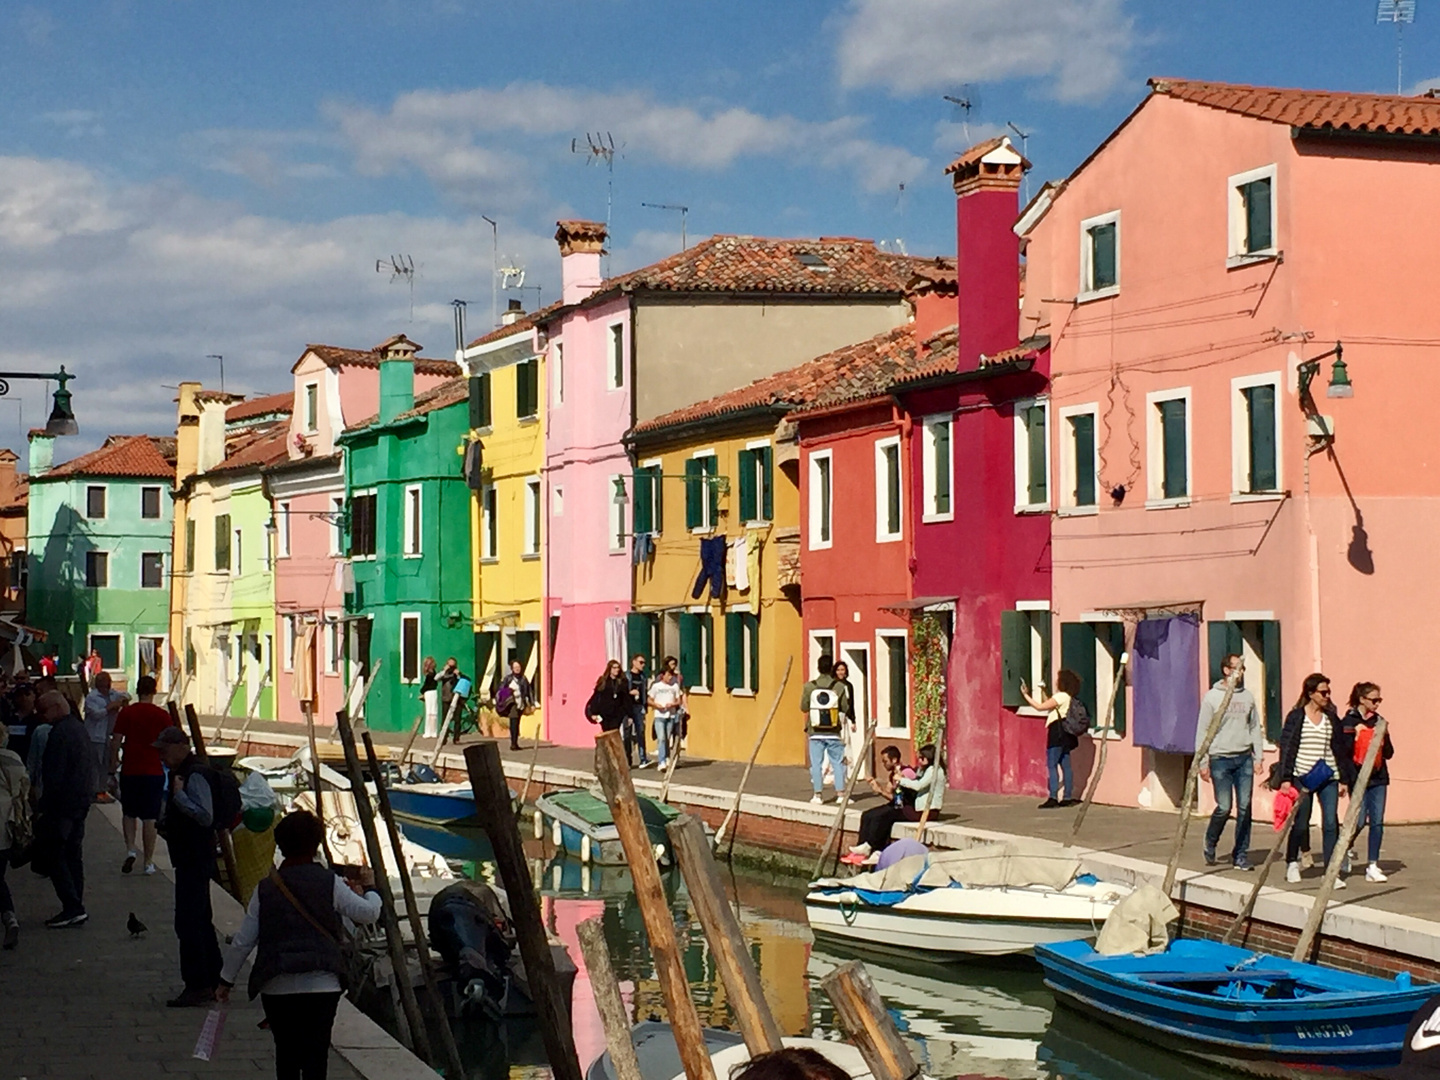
[386,781,481,824]
[535,789,700,866]
[1034,937,1434,1077]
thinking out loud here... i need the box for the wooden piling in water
[715,657,791,853]
[813,722,876,880]
[1223,792,1303,946]
[820,961,920,1080]
[576,916,645,1080]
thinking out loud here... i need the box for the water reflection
[400,823,1196,1080]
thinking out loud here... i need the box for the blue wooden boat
[1034,937,1434,1077]
[386,782,480,824]
[535,789,697,866]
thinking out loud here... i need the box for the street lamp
[1297,343,1352,402]
[0,365,79,436]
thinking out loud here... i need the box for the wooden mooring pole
[576,916,644,1080]
[715,657,791,853]
[1073,648,1130,838]
[821,961,920,1080]
[180,702,242,903]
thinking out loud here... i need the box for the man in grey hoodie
[1197,653,1264,870]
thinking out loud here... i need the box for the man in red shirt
[109,675,172,874]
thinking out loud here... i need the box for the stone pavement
[1,801,361,1080]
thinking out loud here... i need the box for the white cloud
[39,109,104,138]
[1407,75,1440,96]
[835,0,1135,103]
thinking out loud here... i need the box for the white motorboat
[805,842,1131,958]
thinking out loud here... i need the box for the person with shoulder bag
[1276,673,1347,887]
[1022,669,1085,809]
[218,810,381,1080]
[1338,681,1395,883]
[0,721,30,949]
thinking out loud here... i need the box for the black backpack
[1062,698,1092,738]
[196,764,243,831]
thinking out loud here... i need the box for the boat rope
[839,894,860,926]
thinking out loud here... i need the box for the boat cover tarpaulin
[1095,883,1178,956]
[815,841,1081,895]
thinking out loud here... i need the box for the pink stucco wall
[1025,92,1440,821]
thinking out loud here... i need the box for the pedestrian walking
[218,809,381,1080]
[154,726,224,1005]
[496,659,534,750]
[438,657,460,727]
[36,690,91,927]
[108,675,172,875]
[418,656,439,739]
[801,656,849,804]
[1278,673,1347,887]
[648,668,684,769]
[585,661,630,734]
[1196,652,1264,871]
[1339,682,1394,883]
[625,653,652,768]
[0,720,30,949]
[1021,669,1084,808]
[82,671,128,803]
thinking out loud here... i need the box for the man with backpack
[155,726,236,1006]
[800,656,850,804]
[1196,652,1264,871]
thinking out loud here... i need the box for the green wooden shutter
[1000,610,1030,708]
[684,459,702,530]
[679,613,700,687]
[725,613,743,690]
[632,470,653,534]
[738,449,757,522]
[1026,406,1047,505]
[215,513,231,571]
[627,613,654,667]
[760,447,774,522]
[1245,385,1277,492]
[747,613,760,692]
[1100,622,1128,736]
[884,444,901,534]
[1072,413,1096,506]
[1060,622,1098,724]
[934,422,951,514]
[1244,178,1272,253]
[1261,620,1282,743]
[471,374,492,429]
[702,613,714,690]
[705,458,719,526]
[1207,620,1243,686]
[651,467,664,534]
[885,635,907,732]
[1160,399,1187,498]
[1091,223,1117,289]
[185,519,196,572]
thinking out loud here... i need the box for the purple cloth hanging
[1130,615,1201,754]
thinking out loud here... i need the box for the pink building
[1021,79,1440,821]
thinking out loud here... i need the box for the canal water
[399,822,1219,1080]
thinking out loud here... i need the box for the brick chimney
[947,137,1029,371]
[555,220,606,305]
[376,334,420,424]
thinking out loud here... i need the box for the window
[609,474,626,552]
[875,436,902,542]
[1146,389,1191,505]
[233,527,243,577]
[213,513,232,571]
[808,451,832,550]
[809,631,835,678]
[141,552,164,589]
[277,502,291,558]
[141,486,162,519]
[403,485,422,557]
[685,453,719,532]
[516,358,539,420]
[1060,404,1099,511]
[678,611,714,692]
[88,633,121,671]
[524,477,541,557]
[1228,165,1277,263]
[472,372,492,429]
[481,485,498,560]
[1060,620,1128,736]
[328,497,345,557]
[400,613,421,684]
[725,611,760,694]
[552,342,564,406]
[282,616,295,672]
[325,614,341,676]
[1233,374,1281,496]
[608,323,625,390]
[85,550,109,588]
[627,612,659,672]
[875,631,909,735]
[1013,398,1050,512]
[1079,210,1120,299]
[86,485,106,520]
[349,491,377,557]
[185,518,196,571]
[632,463,662,536]
[738,443,773,525]
[1208,618,1283,742]
[921,415,953,521]
[304,383,319,432]
[1001,605,1051,710]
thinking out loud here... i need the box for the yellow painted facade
[630,417,805,766]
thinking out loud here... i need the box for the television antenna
[943,86,981,143]
[376,254,416,321]
[1007,121,1033,203]
[640,202,689,250]
[206,354,224,393]
[1378,0,1417,94]
[572,132,622,271]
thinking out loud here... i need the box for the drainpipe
[1303,441,1324,672]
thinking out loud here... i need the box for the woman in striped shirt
[1277,672,1347,887]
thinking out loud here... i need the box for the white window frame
[400,613,422,684]
[730,604,758,697]
[348,488,378,561]
[277,501,292,558]
[304,382,320,433]
[282,615,295,672]
[1146,387,1193,508]
[742,438,772,526]
[874,629,911,738]
[1227,164,1279,267]
[1230,372,1284,501]
[1058,402,1101,515]
[690,449,718,534]
[403,484,423,558]
[609,473,626,552]
[920,413,954,523]
[607,323,625,391]
[87,632,122,673]
[1015,600,1052,718]
[808,450,833,551]
[524,476,542,558]
[874,435,903,543]
[233,527,243,578]
[839,641,872,728]
[1078,210,1121,302]
[324,612,341,676]
[1013,396,1052,514]
[481,484,498,562]
[808,630,836,678]
[552,341,564,406]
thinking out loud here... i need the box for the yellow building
[625,388,806,766]
[461,304,551,741]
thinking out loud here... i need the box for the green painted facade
[339,368,472,733]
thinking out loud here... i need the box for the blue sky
[2,0,1436,454]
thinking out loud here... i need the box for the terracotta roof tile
[209,421,292,474]
[943,136,1009,174]
[1149,77,1440,136]
[43,435,176,481]
[301,343,460,378]
[345,376,470,433]
[465,300,565,349]
[225,391,293,424]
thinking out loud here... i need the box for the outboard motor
[427,881,514,1018]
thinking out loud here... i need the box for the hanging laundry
[745,524,770,605]
[691,536,727,602]
[733,534,750,592]
[632,532,655,566]
[726,537,741,588]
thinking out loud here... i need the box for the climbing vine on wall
[911,614,947,751]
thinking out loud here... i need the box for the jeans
[654,713,677,767]
[0,854,12,917]
[809,736,846,793]
[1046,745,1073,801]
[263,991,343,1080]
[174,860,223,991]
[47,811,87,915]
[624,707,649,765]
[1287,780,1340,866]
[1204,753,1254,863]
[1357,784,1387,864]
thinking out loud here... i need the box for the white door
[840,643,871,780]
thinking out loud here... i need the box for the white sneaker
[1341,850,1352,875]
[847,843,872,857]
[1286,861,1302,884]
[1299,851,1315,870]
[143,863,157,876]
[810,794,823,805]
[1333,876,1346,890]
[1366,863,1388,883]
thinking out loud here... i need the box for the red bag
[1353,725,1375,767]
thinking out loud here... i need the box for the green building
[337,355,473,734]
[27,432,176,686]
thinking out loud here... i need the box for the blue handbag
[1299,760,1334,791]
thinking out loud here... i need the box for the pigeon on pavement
[127,912,147,938]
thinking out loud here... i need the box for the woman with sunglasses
[1339,682,1394,883]
[1277,672,1347,887]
